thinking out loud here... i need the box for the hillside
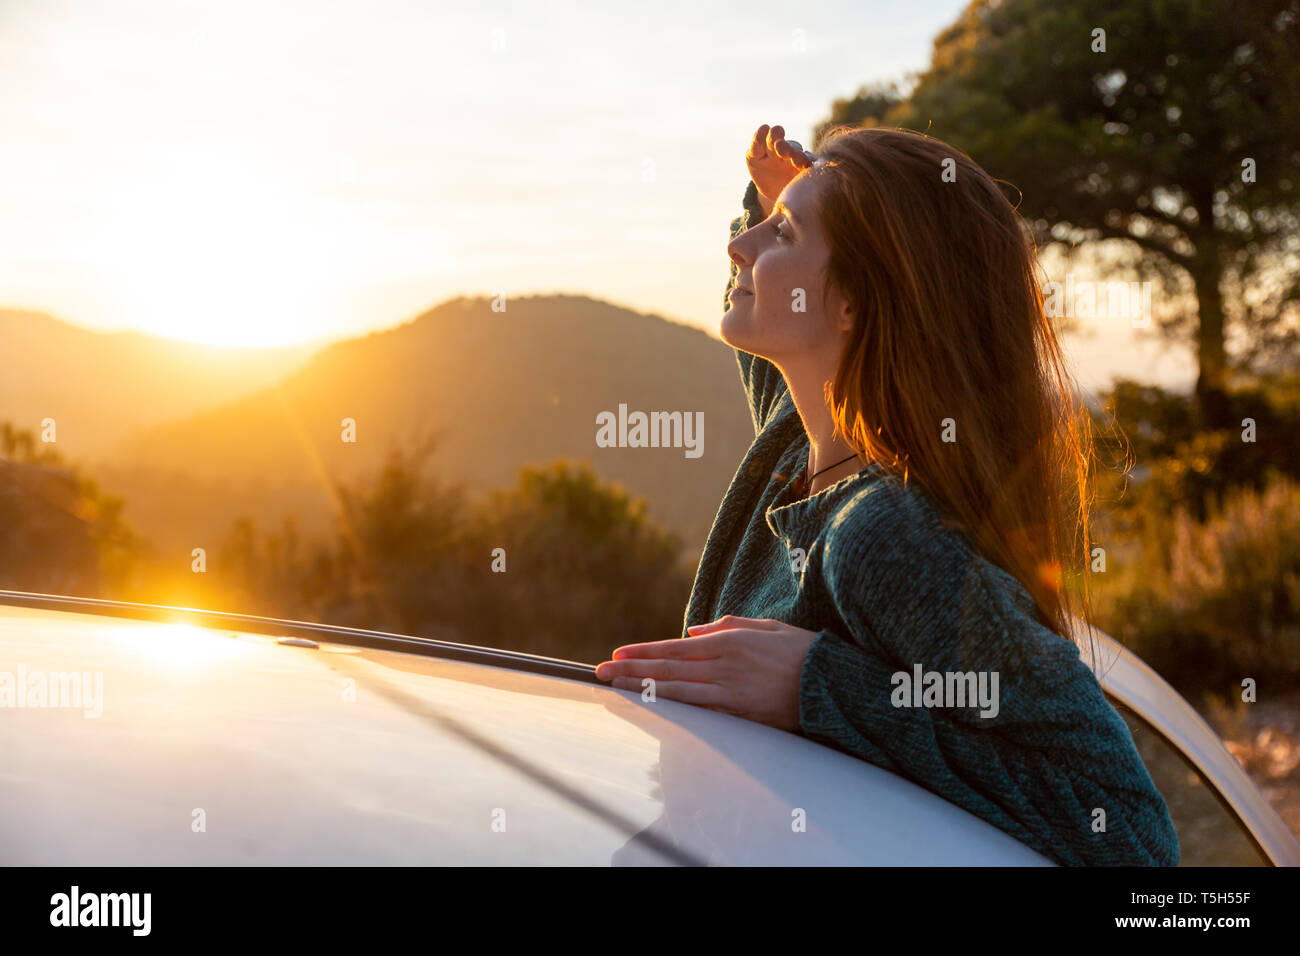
[0,308,318,457]
[98,294,755,558]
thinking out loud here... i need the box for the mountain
[0,308,318,457]
[98,294,755,559]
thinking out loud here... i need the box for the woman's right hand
[745,124,816,218]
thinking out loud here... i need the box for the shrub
[1090,475,1300,695]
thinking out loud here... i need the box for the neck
[779,356,864,496]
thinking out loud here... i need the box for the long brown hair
[812,125,1098,653]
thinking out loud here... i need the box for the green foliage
[1096,372,1300,522]
[1085,373,1300,694]
[1089,473,1300,694]
[332,441,474,635]
[0,422,139,595]
[213,448,694,663]
[824,0,1300,424]
[468,460,694,661]
[2,422,693,664]
[216,514,334,621]
[813,82,904,145]
[879,0,1300,238]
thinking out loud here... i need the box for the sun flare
[89,147,347,347]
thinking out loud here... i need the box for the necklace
[804,451,861,488]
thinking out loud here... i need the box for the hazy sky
[0,0,1196,392]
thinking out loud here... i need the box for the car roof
[1069,615,1300,866]
[0,592,1052,865]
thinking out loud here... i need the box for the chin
[720,304,758,351]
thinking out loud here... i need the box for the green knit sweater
[681,179,1180,866]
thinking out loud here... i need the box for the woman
[595,123,1179,866]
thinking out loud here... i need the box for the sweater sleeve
[797,478,1181,867]
[725,180,788,436]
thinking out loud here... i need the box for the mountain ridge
[89,293,752,558]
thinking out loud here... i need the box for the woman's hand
[594,615,820,733]
[746,124,817,219]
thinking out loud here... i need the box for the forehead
[779,166,825,213]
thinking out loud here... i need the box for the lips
[730,285,754,296]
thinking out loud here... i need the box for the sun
[88,144,349,348]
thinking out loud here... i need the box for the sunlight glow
[108,622,248,671]
[88,145,351,347]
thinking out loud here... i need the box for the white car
[1,589,1296,866]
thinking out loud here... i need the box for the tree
[332,438,471,635]
[468,460,695,661]
[0,422,138,595]
[823,0,1300,429]
[206,448,695,661]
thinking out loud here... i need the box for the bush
[1090,475,1300,695]
[207,451,695,664]
[0,423,138,596]
[1095,373,1300,523]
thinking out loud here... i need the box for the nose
[727,233,751,271]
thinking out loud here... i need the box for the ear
[837,297,856,334]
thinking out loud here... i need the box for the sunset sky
[0,0,1196,392]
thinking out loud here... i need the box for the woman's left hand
[594,615,820,733]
